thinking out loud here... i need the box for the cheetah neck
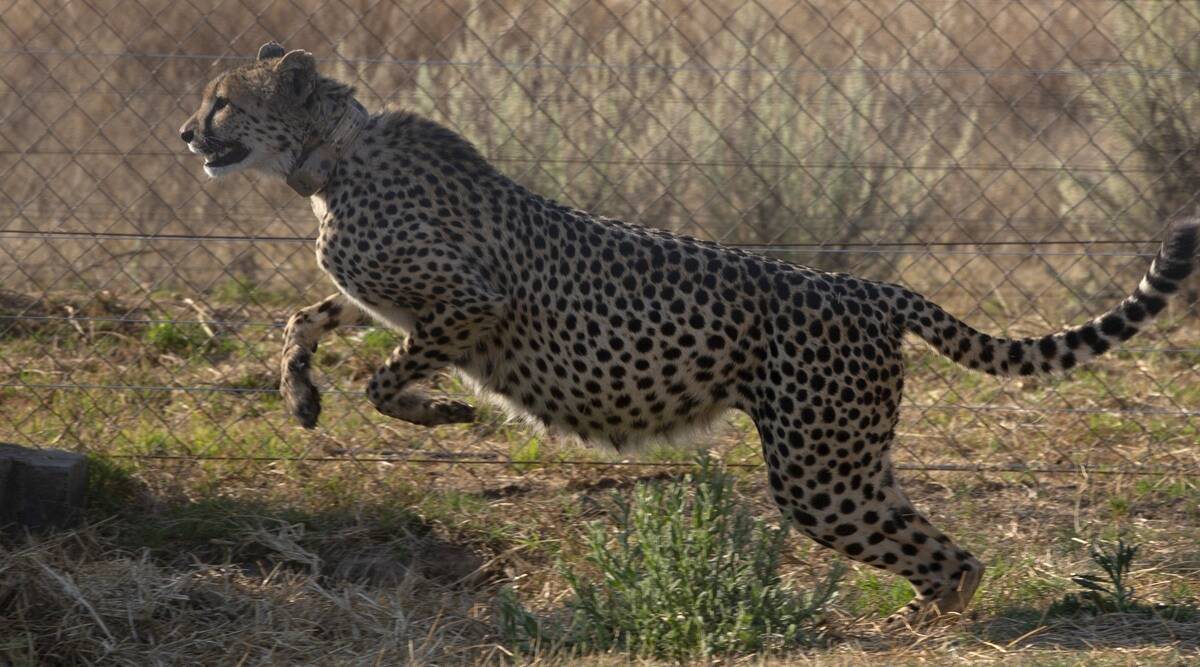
[286,90,368,197]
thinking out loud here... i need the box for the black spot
[1038,335,1057,359]
[1064,330,1080,349]
[1079,325,1109,355]
[1099,314,1125,337]
[1157,258,1192,281]
[1138,292,1167,315]
[1149,275,1179,294]
[1007,341,1024,364]
[1124,302,1146,322]
[793,510,817,527]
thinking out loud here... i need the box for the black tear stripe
[898,217,1199,377]
[201,73,228,135]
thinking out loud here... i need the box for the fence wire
[3,0,1200,482]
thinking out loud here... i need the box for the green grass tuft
[143,321,208,355]
[359,328,401,357]
[142,320,236,358]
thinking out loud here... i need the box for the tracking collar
[286,98,368,197]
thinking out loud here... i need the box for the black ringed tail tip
[902,217,1198,377]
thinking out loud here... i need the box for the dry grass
[0,527,488,665]
[3,455,1199,665]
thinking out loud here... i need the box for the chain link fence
[3,0,1200,484]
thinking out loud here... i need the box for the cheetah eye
[213,97,229,112]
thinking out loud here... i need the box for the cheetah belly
[351,295,418,334]
[317,272,419,334]
[455,305,744,452]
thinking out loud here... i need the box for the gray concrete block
[0,443,88,531]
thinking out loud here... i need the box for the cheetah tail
[901,217,1199,377]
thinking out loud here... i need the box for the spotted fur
[181,44,1199,626]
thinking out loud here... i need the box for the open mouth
[203,142,250,169]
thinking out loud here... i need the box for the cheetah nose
[180,128,195,144]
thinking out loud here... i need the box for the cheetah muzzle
[182,41,1200,629]
[201,139,250,170]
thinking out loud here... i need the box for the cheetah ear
[274,49,317,101]
[257,41,286,61]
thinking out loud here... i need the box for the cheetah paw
[405,395,475,427]
[419,398,476,426]
[374,395,476,426]
[281,350,321,428]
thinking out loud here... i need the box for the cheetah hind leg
[760,435,985,630]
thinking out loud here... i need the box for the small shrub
[1049,537,1197,620]
[1067,538,1140,614]
[498,455,841,659]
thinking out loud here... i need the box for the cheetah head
[178,43,321,180]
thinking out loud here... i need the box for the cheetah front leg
[280,293,365,428]
[366,289,506,427]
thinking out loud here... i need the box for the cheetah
[180,42,1199,626]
